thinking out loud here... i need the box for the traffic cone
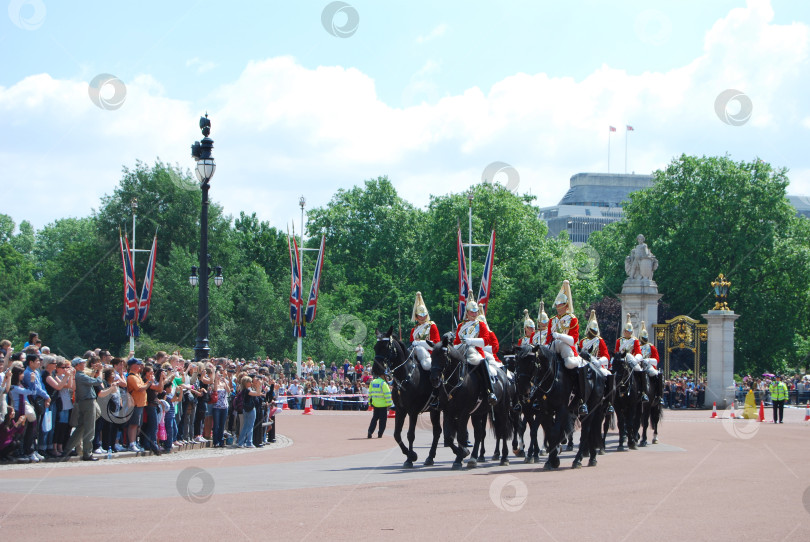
[729,401,736,419]
[711,402,717,418]
[302,396,313,415]
[758,399,765,422]
[367,403,373,412]
[387,408,396,418]
[282,399,290,411]
[804,402,810,422]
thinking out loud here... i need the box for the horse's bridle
[374,336,414,390]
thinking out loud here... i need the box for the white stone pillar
[702,310,740,409]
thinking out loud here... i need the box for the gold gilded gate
[652,315,708,380]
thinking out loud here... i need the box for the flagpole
[608,131,611,173]
[297,196,305,378]
[467,189,473,289]
[130,199,137,355]
[625,126,629,174]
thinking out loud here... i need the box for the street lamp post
[191,114,217,361]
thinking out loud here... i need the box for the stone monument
[702,274,739,409]
[618,234,662,335]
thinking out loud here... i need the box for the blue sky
[3,0,810,231]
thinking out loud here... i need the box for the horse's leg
[424,409,441,466]
[443,416,464,469]
[639,403,650,447]
[393,410,410,460]
[402,412,418,467]
[565,412,575,451]
[463,414,479,468]
[588,405,601,466]
[599,408,609,455]
[628,402,641,450]
[543,411,563,469]
[497,402,511,466]
[616,407,627,451]
[475,414,487,462]
[652,403,661,444]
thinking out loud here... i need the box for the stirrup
[578,403,589,415]
[607,405,614,414]
[488,393,497,406]
[641,393,649,403]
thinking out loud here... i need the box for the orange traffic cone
[711,402,717,418]
[387,408,396,418]
[367,403,373,412]
[282,399,290,411]
[758,399,765,422]
[302,396,313,415]
[729,401,736,419]
[804,402,810,422]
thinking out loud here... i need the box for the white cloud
[2,0,809,233]
[416,23,448,44]
[186,57,217,74]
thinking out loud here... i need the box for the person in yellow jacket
[769,375,788,424]
[367,367,393,438]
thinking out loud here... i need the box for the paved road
[1,407,808,541]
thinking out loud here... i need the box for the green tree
[590,155,810,374]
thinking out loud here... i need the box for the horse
[571,351,606,468]
[513,343,573,470]
[611,351,643,451]
[639,370,664,446]
[489,353,525,462]
[373,327,442,468]
[512,345,548,464]
[430,332,513,469]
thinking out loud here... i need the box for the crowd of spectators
[734,373,810,405]
[662,374,706,409]
[0,334,296,464]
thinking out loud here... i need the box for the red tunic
[454,318,499,360]
[545,313,579,355]
[409,322,441,344]
[578,336,609,359]
[640,342,660,368]
[615,337,642,356]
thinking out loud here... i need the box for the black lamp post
[190,114,219,361]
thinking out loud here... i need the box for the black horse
[639,373,664,446]
[486,353,525,463]
[571,352,606,468]
[373,328,442,468]
[513,343,573,470]
[611,351,643,451]
[430,333,513,469]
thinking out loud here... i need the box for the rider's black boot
[637,373,649,403]
[577,367,589,415]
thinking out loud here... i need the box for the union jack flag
[137,234,157,322]
[457,228,472,322]
[477,230,495,315]
[120,232,139,336]
[288,234,304,337]
[304,235,325,324]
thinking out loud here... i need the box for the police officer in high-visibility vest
[367,366,393,438]
[769,375,788,424]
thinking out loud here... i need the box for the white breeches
[413,345,432,371]
[563,355,586,370]
[625,353,644,372]
[596,357,610,377]
[552,339,583,369]
[641,358,659,377]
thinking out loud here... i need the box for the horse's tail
[489,405,513,442]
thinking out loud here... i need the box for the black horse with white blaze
[373,328,442,468]
[430,333,513,469]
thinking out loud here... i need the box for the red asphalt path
[0,407,808,541]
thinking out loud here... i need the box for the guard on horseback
[639,322,663,406]
[545,280,589,415]
[454,295,501,406]
[532,301,549,346]
[578,310,611,378]
[615,314,649,403]
[518,309,535,347]
[409,292,441,371]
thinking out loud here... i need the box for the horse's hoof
[408,451,418,462]
[543,461,556,470]
[515,450,525,458]
[588,459,598,467]
[597,448,605,456]
[639,440,647,447]
[572,460,582,469]
[403,460,414,469]
[424,457,434,467]
[452,462,462,470]
[617,445,627,452]
[566,443,574,452]
[652,436,659,444]
[491,453,500,461]
[549,456,560,469]
[460,448,470,459]
[467,459,477,469]
[500,458,509,466]
[539,449,547,456]
[524,456,533,464]
[628,442,637,450]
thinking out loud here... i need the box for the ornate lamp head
[710,273,731,310]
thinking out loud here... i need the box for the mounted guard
[518,309,535,347]
[409,291,441,372]
[615,314,649,403]
[454,294,501,405]
[639,322,663,405]
[545,280,589,415]
[532,301,549,346]
[578,310,611,378]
